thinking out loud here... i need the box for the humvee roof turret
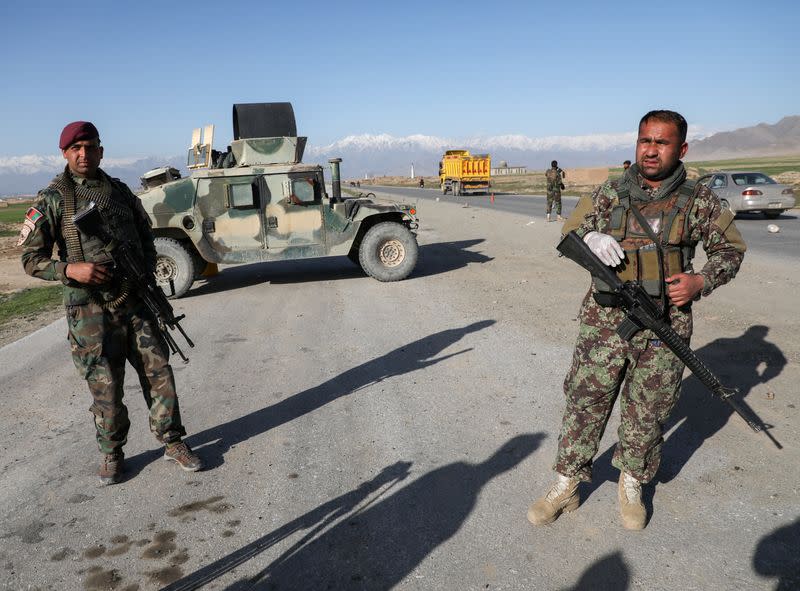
[138,103,419,298]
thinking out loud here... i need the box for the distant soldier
[20,121,203,485]
[545,160,565,222]
[623,159,631,173]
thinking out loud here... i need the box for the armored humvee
[138,103,419,298]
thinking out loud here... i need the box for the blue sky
[1,0,797,159]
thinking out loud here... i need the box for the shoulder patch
[26,207,44,223]
[16,218,36,246]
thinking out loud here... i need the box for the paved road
[364,185,800,262]
[1,197,797,590]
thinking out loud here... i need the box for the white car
[697,171,795,219]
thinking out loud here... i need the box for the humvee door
[195,174,266,261]
[263,172,326,255]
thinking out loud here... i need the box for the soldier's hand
[65,262,113,285]
[666,273,704,307]
[583,231,624,267]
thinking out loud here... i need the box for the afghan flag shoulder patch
[26,207,44,223]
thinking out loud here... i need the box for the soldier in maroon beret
[19,122,204,484]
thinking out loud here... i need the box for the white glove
[583,231,624,267]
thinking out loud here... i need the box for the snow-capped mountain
[2,117,797,196]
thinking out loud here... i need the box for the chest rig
[595,180,697,302]
[49,169,142,308]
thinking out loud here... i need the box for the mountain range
[1,116,798,197]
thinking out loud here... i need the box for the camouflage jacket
[545,167,564,190]
[19,170,156,306]
[565,177,746,337]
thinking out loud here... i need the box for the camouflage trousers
[66,299,186,454]
[553,322,686,484]
[546,189,562,215]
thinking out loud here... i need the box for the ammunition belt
[50,167,134,309]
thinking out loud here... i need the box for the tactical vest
[595,180,697,299]
[545,167,561,189]
[49,172,144,306]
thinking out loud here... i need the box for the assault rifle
[557,231,780,448]
[73,201,195,363]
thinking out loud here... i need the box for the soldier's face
[636,119,687,185]
[62,140,103,177]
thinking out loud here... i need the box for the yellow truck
[438,150,491,196]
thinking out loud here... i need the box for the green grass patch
[0,285,63,326]
[0,202,33,224]
[0,229,18,237]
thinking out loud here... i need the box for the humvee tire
[154,237,196,299]
[358,221,418,282]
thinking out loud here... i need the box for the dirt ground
[0,227,65,348]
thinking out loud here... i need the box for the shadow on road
[579,325,786,506]
[752,517,800,590]
[184,239,492,298]
[561,551,630,591]
[735,211,798,221]
[413,239,493,278]
[124,320,496,474]
[162,433,545,591]
[185,256,364,298]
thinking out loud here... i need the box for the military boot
[618,472,647,530]
[98,451,124,485]
[527,473,580,525]
[557,215,564,222]
[164,441,203,472]
[546,213,552,222]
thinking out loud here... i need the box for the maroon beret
[59,121,100,150]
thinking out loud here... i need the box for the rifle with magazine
[73,201,195,363]
[557,230,780,448]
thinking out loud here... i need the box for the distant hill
[687,116,800,161]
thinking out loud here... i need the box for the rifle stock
[557,231,779,446]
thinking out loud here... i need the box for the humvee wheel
[358,222,418,282]
[154,237,196,299]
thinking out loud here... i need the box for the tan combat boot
[527,473,580,525]
[98,451,124,485]
[546,213,552,222]
[618,472,647,530]
[557,215,564,222]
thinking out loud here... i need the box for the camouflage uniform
[20,170,186,454]
[545,166,564,216]
[554,171,745,484]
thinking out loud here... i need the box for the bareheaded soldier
[545,160,565,222]
[20,121,203,484]
[529,110,745,529]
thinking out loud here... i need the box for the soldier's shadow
[583,325,786,505]
[125,320,496,474]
